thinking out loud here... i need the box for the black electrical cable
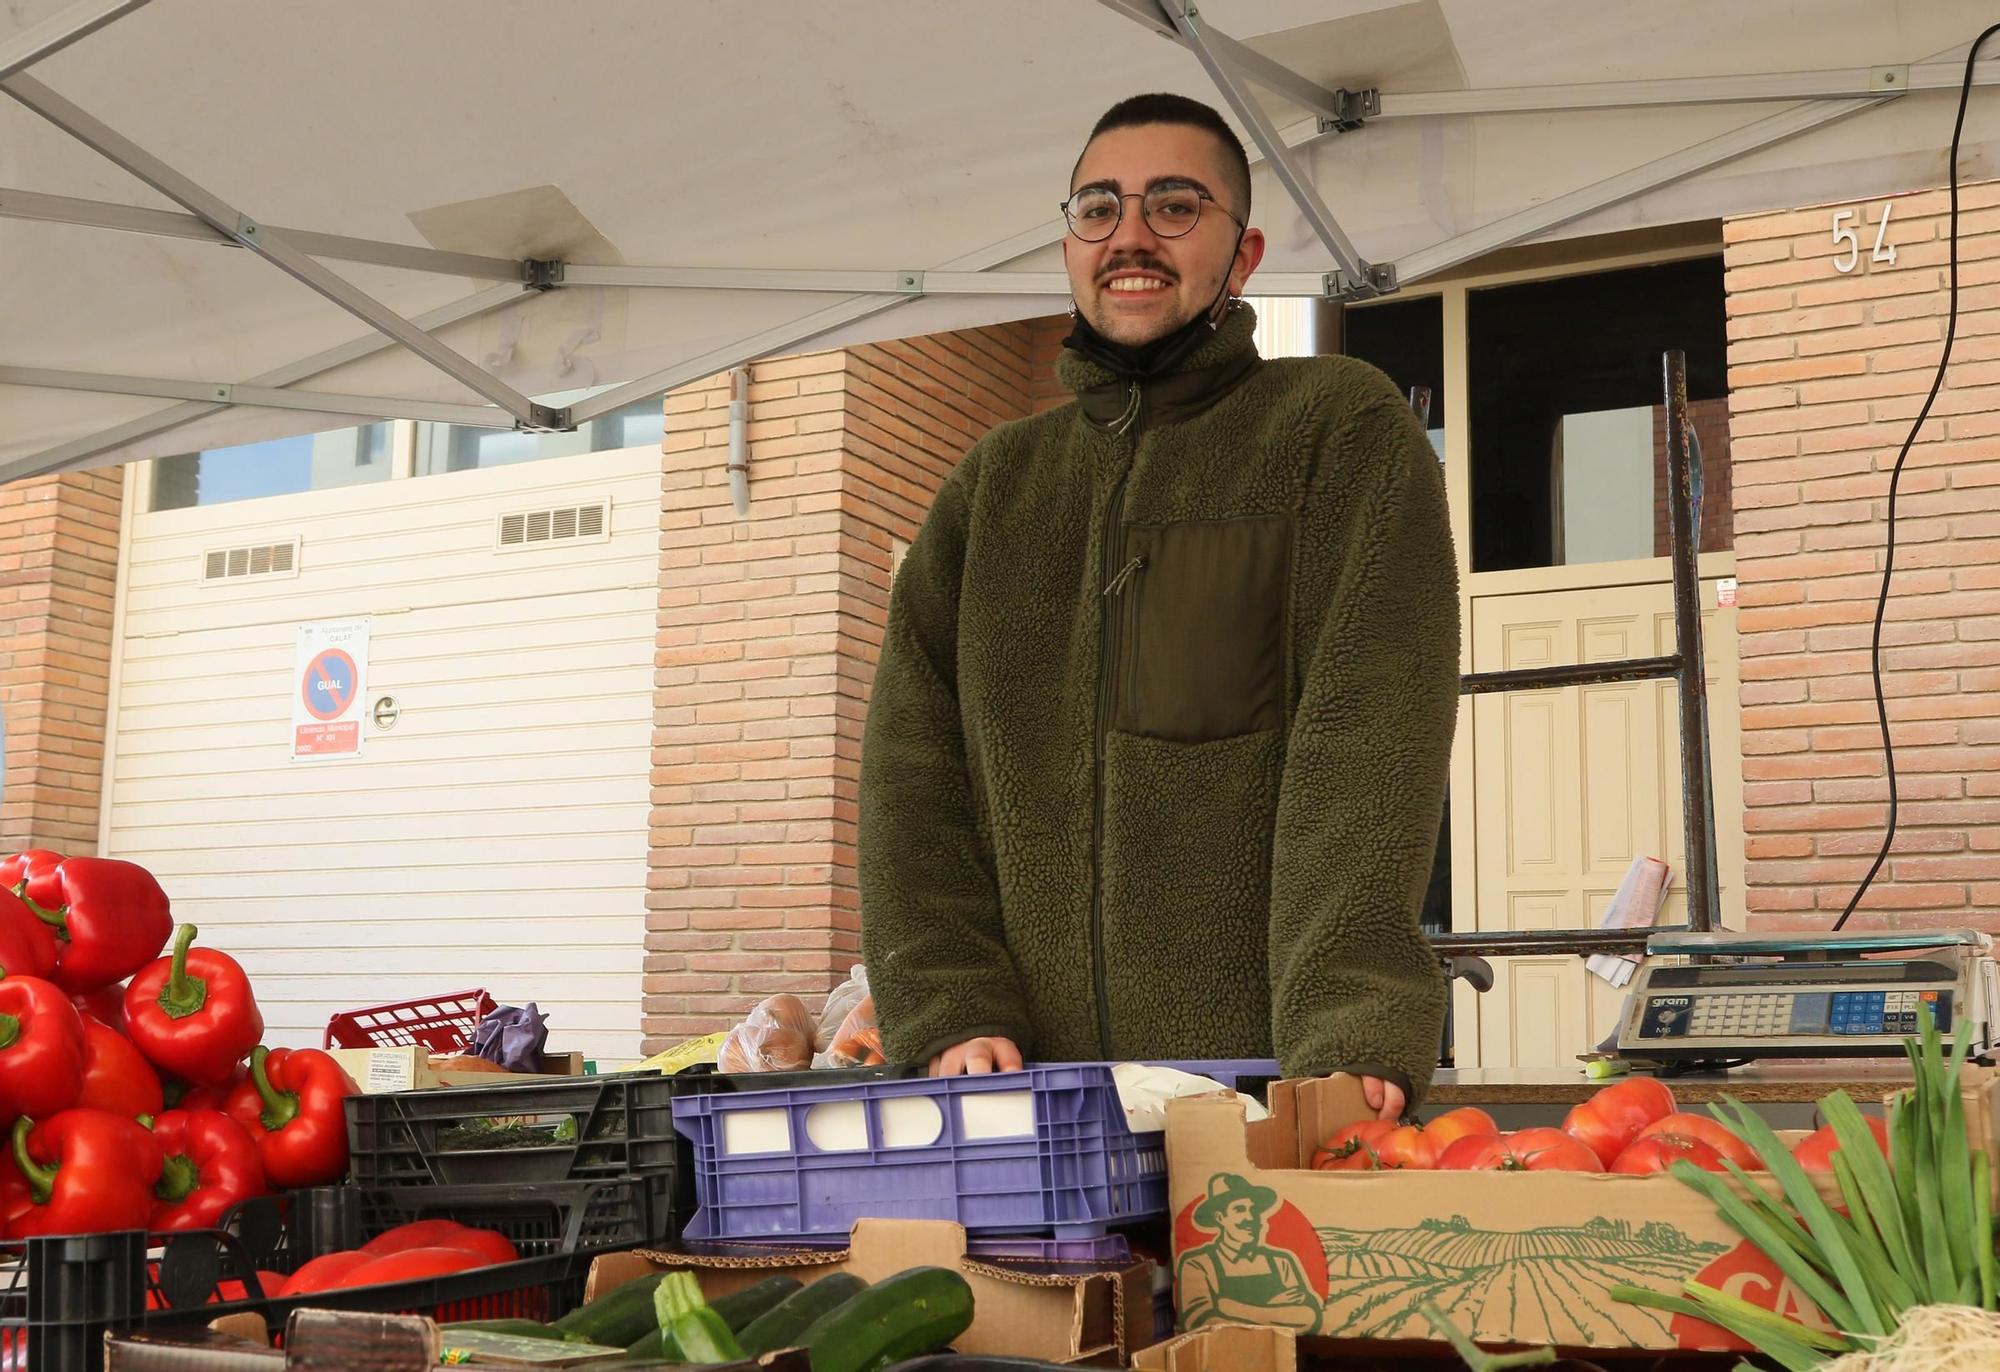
[1832,22,2000,932]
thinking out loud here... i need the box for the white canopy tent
[3,0,1998,487]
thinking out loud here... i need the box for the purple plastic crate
[670,1064,1167,1242]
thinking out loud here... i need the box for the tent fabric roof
[3,0,1997,485]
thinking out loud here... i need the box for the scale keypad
[1638,988,1951,1039]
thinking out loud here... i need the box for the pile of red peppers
[0,849,359,1239]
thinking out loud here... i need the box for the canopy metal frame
[3,0,1992,475]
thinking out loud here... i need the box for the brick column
[644,318,1067,1050]
[0,469,123,854]
[1724,179,2000,931]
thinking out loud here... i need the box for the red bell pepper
[11,1109,164,1236]
[76,1017,164,1118]
[125,925,263,1087]
[4,853,173,994]
[0,890,57,982]
[225,1047,356,1188]
[0,971,86,1121]
[166,1069,242,1113]
[148,1109,265,1233]
[72,983,128,1032]
[0,1150,35,1237]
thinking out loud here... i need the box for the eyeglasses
[1060,182,1243,243]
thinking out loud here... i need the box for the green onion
[1667,1158,1863,1335]
[1828,1150,1919,1316]
[1975,1148,1997,1310]
[1713,1096,1891,1338]
[1607,1284,1841,1372]
[1822,1091,1917,1279]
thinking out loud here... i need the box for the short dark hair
[1073,93,1252,219]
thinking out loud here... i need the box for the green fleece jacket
[857,304,1459,1099]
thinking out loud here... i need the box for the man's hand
[928,1036,1024,1076]
[1360,1075,1406,1122]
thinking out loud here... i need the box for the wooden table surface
[1426,1060,1914,1105]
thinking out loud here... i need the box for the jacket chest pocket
[1113,515,1292,743]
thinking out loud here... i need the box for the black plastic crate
[0,1178,646,1372]
[346,1071,680,1188]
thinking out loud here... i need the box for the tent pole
[1142,0,1389,298]
[1,72,556,429]
[566,294,909,427]
[0,0,148,81]
[0,188,523,280]
[1093,0,1356,126]
[4,285,531,482]
[0,367,521,428]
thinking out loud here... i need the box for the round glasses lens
[1066,189,1121,241]
[1143,186,1204,237]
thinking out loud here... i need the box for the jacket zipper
[1089,381,1141,1057]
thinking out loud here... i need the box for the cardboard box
[1134,1322,1296,1372]
[328,1046,585,1093]
[1163,1075,2000,1354]
[586,1218,1154,1366]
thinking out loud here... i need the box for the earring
[1067,298,1079,319]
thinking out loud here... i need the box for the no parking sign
[293,620,368,760]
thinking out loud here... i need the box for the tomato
[1437,1128,1603,1172]
[359,1219,473,1257]
[1791,1115,1889,1172]
[436,1227,518,1265]
[1312,1120,1393,1171]
[1372,1124,1437,1170]
[1610,1134,1729,1174]
[277,1251,372,1297]
[331,1247,487,1290]
[1636,1114,1762,1171]
[1563,1077,1679,1167]
[1422,1107,1498,1152]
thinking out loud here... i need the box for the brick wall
[0,469,123,854]
[1724,179,2000,931]
[1651,396,1736,557]
[644,316,1066,1050]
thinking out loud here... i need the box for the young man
[858,93,1459,1118]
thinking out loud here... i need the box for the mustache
[1097,254,1178,285]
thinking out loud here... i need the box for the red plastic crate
[323,989,497,1052]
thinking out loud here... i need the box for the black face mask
[1061,308,1217,382]
[1063,226,1246,381]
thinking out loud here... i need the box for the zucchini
[440,1317,566,1340]
[738,1272,868,1355]
[709,1274,805,1330]
[799,1266,975,1372]
[622,1327,679,1361]
[552,1272,669,1345]
[622,1274,802,1359]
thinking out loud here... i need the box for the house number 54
[1832,203,1896,274]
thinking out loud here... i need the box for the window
[150,424,390,511]
[1466,258,1730,572]
[416,387,666,477]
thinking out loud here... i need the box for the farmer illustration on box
[1176,1173,1323,1330]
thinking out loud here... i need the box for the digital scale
[1615,928,1998,1066]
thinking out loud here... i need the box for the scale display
[1615,930,1995,1063]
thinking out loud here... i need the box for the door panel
[1463,574,1741,1069]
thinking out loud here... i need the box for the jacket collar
[1060,302,1264,430]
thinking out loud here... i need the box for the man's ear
[1230,227,1267,295]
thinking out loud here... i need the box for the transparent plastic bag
[717,993,817,1073]
[824,995,884,1067]
[811,965,872,1069]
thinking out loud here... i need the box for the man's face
[1221,1197,1262,1244]
[1064,123,1265,346]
